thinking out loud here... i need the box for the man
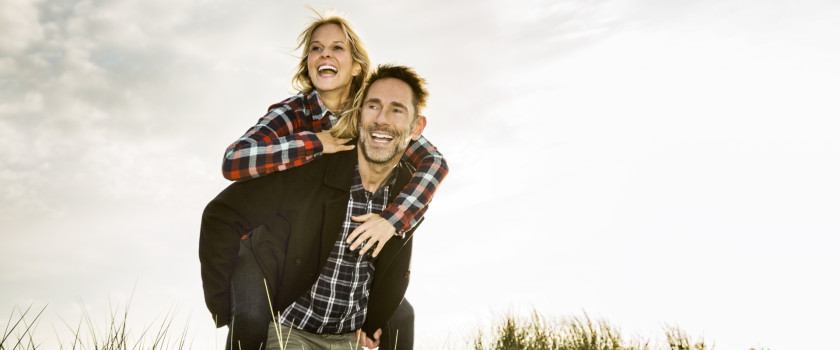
[200,65,432,349]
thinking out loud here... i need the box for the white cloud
[2,1,840,349]
[0,0,44,54]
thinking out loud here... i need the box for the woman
[220,13,446,350]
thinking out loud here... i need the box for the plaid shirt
[278,166,393,334]
[222,90,448,235]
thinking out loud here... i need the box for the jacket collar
[323,143,409,196]
[323,143,359,192]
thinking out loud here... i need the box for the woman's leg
[225,241,275,350]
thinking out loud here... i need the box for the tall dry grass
[2,304,773,350]
[2,303,190,350]
[468,310,770,350]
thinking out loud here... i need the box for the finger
[351,213,374,222]
[347,223,369,244]
[349,236,365,251]
[358,238,378,256]
[374,329,382,340]
[371,238,386,258]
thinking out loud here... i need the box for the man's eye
[393,108,404,113]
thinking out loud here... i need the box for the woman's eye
[333,45,344,51]
[311,46,322,52]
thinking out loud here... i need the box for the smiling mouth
[318,65,338,76]
[370,132,394,143]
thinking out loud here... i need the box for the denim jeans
[225,240,275,350]
[226,240,414,350]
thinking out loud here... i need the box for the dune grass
[2,304,771,350]
[2,302,190,350]
[467,310,770,350]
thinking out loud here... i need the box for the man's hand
[315,131,354,154]
[355,328,382,349]
[347,213,396,258]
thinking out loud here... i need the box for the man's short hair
[331,64,428,139]
[363,64,428,119]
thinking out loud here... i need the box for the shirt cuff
[379,210,407,238]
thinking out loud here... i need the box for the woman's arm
[384,135,449,234]
[223,102,322,181]
[222,96,352,181]
[346,135,448,257]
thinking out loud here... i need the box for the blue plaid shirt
[278,165,395,334]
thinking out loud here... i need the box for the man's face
[358,78,425,165]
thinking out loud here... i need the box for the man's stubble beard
[359,125,411,165]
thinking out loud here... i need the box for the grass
[467,310,771,350]
[2,302,190,350]
[2,304,771,350]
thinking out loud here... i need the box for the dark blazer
[199,148,418,335]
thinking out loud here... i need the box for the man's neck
[357,153,399,193]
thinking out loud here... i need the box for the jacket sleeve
[362,221,420,335]
[379,135,449,236]
[198,176,276,327]
[222,103,324,181]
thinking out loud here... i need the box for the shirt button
[294,258,303,265]
[403,270,410,278]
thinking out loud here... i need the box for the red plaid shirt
[222,90,448,234]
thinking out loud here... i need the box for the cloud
[0,0,259,222]
[0,0,44,54]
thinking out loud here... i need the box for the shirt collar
[306,90,333,121]
[351,164,398,199]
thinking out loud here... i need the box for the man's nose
[374,110,389,125]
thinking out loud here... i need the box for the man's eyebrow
[364,98,408,110]
[389,101,409,110]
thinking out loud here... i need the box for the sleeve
[380,135,449,236]
[222,103,324,181]
[198,178,274,327]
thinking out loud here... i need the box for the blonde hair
[292,13,371,114]
[331,64,429,139]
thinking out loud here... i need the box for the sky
[1,0,839,349]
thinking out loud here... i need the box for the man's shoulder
[392,159,416,191]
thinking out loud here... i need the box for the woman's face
[307,23,361,99]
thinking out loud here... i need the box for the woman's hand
[316,131,354,154]
[347,213,396,258]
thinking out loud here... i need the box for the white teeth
[318,65,337,73]
[371,133,393,140]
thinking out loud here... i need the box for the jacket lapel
[318,148,357,270]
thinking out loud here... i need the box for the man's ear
[410,115,427,141]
